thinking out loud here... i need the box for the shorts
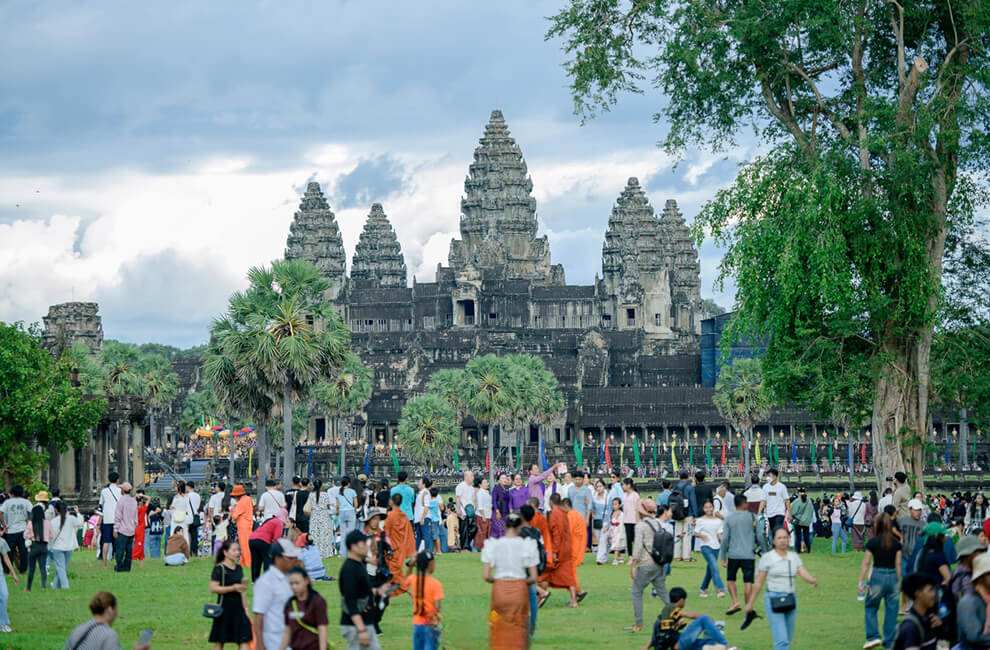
[726,558,755,583]
[101,523,115,544]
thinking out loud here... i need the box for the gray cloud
[333,155,408,209]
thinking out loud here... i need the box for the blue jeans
[0,568,8,625]
[864,568,899,647]
[765,591,797,650]
[412,624,438,650]
[51,549,72,589]
[338,510,357,556]
[528,583,538,634]
[831,523,847,554]
[437,522,448,553]
[678,614,727,650]
[420,519,434,552]
[148,533,162,559]
[699,546,725,592]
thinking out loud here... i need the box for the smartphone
[138,629,153,646]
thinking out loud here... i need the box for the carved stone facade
[351,203,408,289]
[41,302,104,356]
[285,182,347,299]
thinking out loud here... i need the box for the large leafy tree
[207,259,350,483]
[310,351,373,475]
[396,393,459,468]
[713,357,772,477]
[549,0,990,483]
[0,323,104,488]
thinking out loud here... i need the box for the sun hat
[637,498,657,517]
[270,537,301,559]
[294,533,308,548]
[923,521,949,537]
[230,485,246,498]
[956,535,987,558]
[362,507,387,523]
[973,553,990,581]
[34,491,50,503]
[119,482,132,493]
[358,474,368,482]
[852,491,863,500]
[908,498,925,511]
[274,508,289,524]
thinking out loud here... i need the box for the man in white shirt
[714,482,735,520]
[878,487,893,512]
[560,472,576,502]
[207,482,225,547]
[98,472,122,568]
[258,479,286,521]
[253,539,300,650]
[186,482,203,556]
[759,469,790,532]
[455,471,475,518]
[0,484,33,573]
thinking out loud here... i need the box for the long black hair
[413,551,434,619]
[30,503,45,541]
[55,499,68,529]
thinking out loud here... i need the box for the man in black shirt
[339,529,381,650]
[693,471,714,512]
[892,573,941,650]
[293,478,311,534]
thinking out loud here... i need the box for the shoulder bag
[203,564,226,618]
[768,557,797,613]
[303,492,314,517]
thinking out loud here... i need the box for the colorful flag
[308,445,314,477]
[652,442,658,468]
[605,442,612,469]
[672,446,679,472]
[755,440,761,465]
[720,441,726,466]
[689,442,694,466]
[364,443,371,476]
[848,440,854,467]
[861,439,866,464]
[454,446,460,472]
[633,439,642,468]
[248,447,253,479]
[946,438,951,463]
[791,441,797,463]
[574,438,583,468]
[540,440,549,471]
[705,439,711,468]
[620,443,625,468]
[485,449,490,472]
[811,441,816,465]
[738,440,744,472]
[391,440,400,474]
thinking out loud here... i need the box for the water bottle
[857,582,867,601]
[939,603,949,619]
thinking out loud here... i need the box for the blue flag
[364,442,371,476]
[946,438,951,463]
[307,445,313,477]
[539,440,549,471]
[600,440,606,465]
[847,441,853,467]
[791,442,797,463]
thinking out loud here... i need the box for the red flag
[605,443,612,469]
[861,439,867,464]
[485,449,490,472]
[739,440,745,472]
[721,441,726,466]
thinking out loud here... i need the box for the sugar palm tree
[138,353,179,449]
[464,355,516,486]
[713,357,772,478]
[396,393,458,468]
[310,351,373,475]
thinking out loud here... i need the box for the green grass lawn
[4,540,875,649]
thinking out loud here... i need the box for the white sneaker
[0,624,11,633]
[862,640,883,649]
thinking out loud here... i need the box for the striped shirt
[63,621,121,650]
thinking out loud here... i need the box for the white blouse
[481,536,538,580]
[476,488,493,519]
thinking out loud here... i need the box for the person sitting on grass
[645,586,739,650]
[295,534,330,581]
[164,525,190,566]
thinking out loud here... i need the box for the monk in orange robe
[383,494,415,593]
[229,485,254,568]
[542,493,578,607]
[564,498,589,599]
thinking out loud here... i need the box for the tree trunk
[339,416,346,477]
[283,389,294,481]
[872,342,928,492]
[256,422,270,498]
[117,419,129,484]
[487,423,494,487]
[229,429,235,483]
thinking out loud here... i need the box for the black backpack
[649,614,681,650]
[669,488,688,521]
[646,520,674,566]
[521,526,547,574]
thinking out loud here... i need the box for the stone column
[116,419,130,484]
[80,430,93,496]
[132,422,145,488]
[95,426,108,486]
[59,448,76,494]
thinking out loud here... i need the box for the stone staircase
[148,458,210,492]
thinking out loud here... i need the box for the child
[83,510,101,550]
[445,504,459,552]
[610,498,626,565]
[280,566,329,650]
[403,551,444,650]
[212,515,228,556]
[296,533,329,581]
[648,587,737,650]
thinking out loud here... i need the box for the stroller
[460,504,478,551]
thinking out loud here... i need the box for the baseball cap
[908,498,924,511]
[923,521,948,538]
[345,529,369,549]
[270,538,301,559]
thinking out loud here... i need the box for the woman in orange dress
[229,485,255,568]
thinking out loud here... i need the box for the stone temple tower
[284,182,347,297]
[350,203,408,289]
[447,109,564,285]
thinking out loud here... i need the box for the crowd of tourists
[9,462,990,649]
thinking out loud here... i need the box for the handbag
[303,493,314,517]
[202,565,226,619]
[769,558,797,613]
[593,519,603,530]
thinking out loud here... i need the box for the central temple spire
[447,109,563,285]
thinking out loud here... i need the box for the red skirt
[489,579,530,649]
[132,528,146,560]
[475,517,491,549]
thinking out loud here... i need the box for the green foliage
[397,393,459,466]
[931,324,990,430]
[310,352,373,419]
[178,388,222,434]
[713,357,772,435]
[0,322,104,487]
[702,299,726,319]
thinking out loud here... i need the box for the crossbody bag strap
[70,622,102,650]
[292,599,319,634]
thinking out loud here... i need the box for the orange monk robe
[567,508,586,589]
[545,507,575,589]
[230,495,255,568]
[532,511,553,583]
[383,509,415,591]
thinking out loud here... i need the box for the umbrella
[211,425,224,431]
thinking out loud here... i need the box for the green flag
[516,439,522,472]
[652,443,658,468]
[705,440,711,468]
[811,442,816,465]
[689,442,694,466]
[454,446,460,472]
[391,440,400,474]
[633,440,642,468]
[574,438,583,467]
[828,441,834,464]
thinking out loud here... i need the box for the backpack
[669,486,688,521]
[646,520,674,566]
[521,526,547,574]
[649,614,681,650]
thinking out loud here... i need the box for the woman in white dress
[308,478,336,558]
[169,480,191,547]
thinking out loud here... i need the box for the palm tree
[209,259,350,483]
[464,355,516,486]
[396,393,458,467]
[507,354,564,461]
[311,352,373,475]
[137,353,179,449]
[713,357,772,478]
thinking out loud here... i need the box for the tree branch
[759,74,813,155]
[886,0,907,86]
[781,61,855,145]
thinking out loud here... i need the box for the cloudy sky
[0,1,751,348]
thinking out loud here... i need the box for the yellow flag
[755,440,761,464]
[620,443,625,467]
[672,447,679,472]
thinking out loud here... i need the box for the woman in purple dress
[490,473,512,538]
[507,473,529,512]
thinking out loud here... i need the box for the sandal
[538,593,551,609]
[725,605,741,615]
[576,591,588,603]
